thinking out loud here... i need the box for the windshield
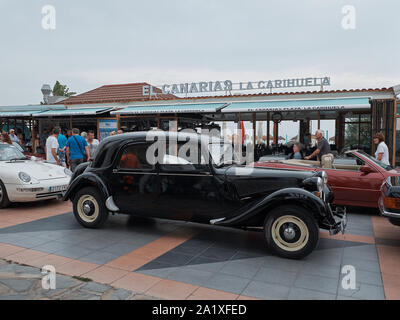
[208,142,237,166]
[0,144,26,161]
[356,150,393,171]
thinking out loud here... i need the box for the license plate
[49,185,68,192]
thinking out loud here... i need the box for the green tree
[52,81,76,97]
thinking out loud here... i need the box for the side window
[158,142,209,172]
[118,144,153,170]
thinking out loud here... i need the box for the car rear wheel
[264,205,319,259]
[73,187,108,228]
[0,180,11,209]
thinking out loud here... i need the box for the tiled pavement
[0,201,399,300]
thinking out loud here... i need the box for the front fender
[215,188,330,227]
[63,172,110,202]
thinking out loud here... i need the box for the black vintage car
[378,176,400,226]
[63,131,346,259]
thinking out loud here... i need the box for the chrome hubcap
[82,200,94,215]
[283,225,296,240]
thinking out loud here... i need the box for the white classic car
[0,143,71,208]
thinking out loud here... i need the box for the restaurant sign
[142,77,331,96]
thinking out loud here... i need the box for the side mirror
[360,165,374,174]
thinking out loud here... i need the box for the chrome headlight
[64,168,72,177]
[321,171,328,184]
[18,172,31,183]
[316,177,324,193]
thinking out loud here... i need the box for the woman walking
[373,132,390,165]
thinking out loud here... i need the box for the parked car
[0,143,72,208]
[63,132,347,259]
[378,177,400,226]
[256,150,400,209]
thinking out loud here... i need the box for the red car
[256,150,400,208]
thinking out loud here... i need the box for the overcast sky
[0,0,399,138]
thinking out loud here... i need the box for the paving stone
[203,273,250,295]
[288,287,336,300]
[219,260,260,279]
[253,266,297,287]
[106,288,133,300]
[341,257,381,273]
[337,283,385,300]
[82,282,111,294]
[262,256,305,272]
[0,278,35,292]
[79,251,120,265]
[166,267,214,286]
[61,290,101,300]
[53,275,80,290]
[300,262,341,279]
[0,294,29,300]
[242,281,290,299]
[294,274,339,295]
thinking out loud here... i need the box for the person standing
[45,128,60,165]
[373,132,390,165]
[304,129,331,161]
[87,130,99,159]
[9,129,19,143]
[288,142,304,159]
[66,128,90,172]
[57,129,68,167]
[1,132,13,145]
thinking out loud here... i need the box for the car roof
[92,131,223,168]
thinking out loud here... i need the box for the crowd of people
[285,129,390,166]
[44,127,101,172]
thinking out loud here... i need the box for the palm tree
[52,81,76,97]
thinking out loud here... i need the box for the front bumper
[7,177,70,202]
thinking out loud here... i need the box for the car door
[110,142,162,216]
[155,143,229,223]
[325,155,384,207]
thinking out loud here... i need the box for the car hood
[222,165,316,198]
[0,160,67,180]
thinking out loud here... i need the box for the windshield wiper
[8,157,28,162]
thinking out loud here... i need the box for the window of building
[343,113,371,154]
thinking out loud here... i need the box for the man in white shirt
[373,132,390,165]
[45,127,60,165]
[87,130,99,159]
[9,129,19,143]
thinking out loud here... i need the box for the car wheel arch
[64,173,110,203]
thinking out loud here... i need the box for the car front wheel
[73,187,108,228]
[264,205,319,259]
